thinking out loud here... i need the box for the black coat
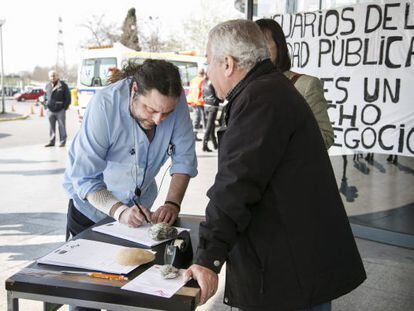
[195,60,366,311]
[203,80,220,108]
[45,80,71,112]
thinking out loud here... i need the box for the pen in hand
[132,198,151,224]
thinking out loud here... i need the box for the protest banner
[272,1,414,156]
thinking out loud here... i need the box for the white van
[76,43,206,121]
[76,42,135,120]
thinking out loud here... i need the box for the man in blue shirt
[63,59,197,237]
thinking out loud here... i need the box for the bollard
[29,103,34,115]
[39,105,44,117]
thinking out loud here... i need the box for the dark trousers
[47,109,67,144]
[193,106,206,130]
[66,199,95,240]
[203,107,218,143]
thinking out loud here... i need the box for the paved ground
[0,99,413,310]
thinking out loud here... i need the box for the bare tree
[31,66,49,82]
[65,64,78,85]
[79,14,121,47]
[29,65,77,84]
[139,16,167,52]
[19,71,32,81]
[146,34,164,52]
[162,36,185,52]
[182,0,243,54]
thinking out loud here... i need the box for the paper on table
[37,239,141,274]
[122,264,187,298]
[92,221,190,247]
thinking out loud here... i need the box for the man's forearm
[86,189,123,217]
[166,173,190,206]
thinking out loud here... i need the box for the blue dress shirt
[63,78,197,222]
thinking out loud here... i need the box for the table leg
[43,302,63,311]
[7,291,19,311]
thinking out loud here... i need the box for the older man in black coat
[185,20,366,311]
[44,70,71,147]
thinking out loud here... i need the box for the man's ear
[224,56,236,78]
[131,81,139,94]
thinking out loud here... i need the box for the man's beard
[129,106,154,130]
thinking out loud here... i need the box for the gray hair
[208,19,270,71]
[48,70,58,77]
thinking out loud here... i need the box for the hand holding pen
[132,198,152,224]
[118,201,152,227]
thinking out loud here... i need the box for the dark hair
[114,59,183,98]
[255,18,291,72]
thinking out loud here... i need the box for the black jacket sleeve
[62,82,71,109]
[195,87,298,273]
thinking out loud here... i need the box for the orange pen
[61,271,128,281]
[89,272,129,281]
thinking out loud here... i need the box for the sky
[0,0,239,74]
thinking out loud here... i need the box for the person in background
[187,68,206,141]
[256,18,334,150]
[184,19,366,310]
[386,154,398,164]
[44,70,71,147]
[365,152,374,163]
[201,76,220,152]
[107,67,122,84]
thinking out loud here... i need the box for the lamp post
[0,19,5,114]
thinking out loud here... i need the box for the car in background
[14,88,45,101]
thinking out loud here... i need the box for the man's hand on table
[151,203,179,225]
[184,264,218,305]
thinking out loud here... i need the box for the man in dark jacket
[184,20,366,311]
[44,70,71,147]
[202,76,220,152]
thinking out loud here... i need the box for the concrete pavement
[0,100,217,309]
[0,99,413,310]
[0,143,216,311]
